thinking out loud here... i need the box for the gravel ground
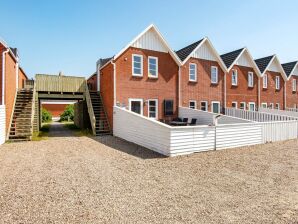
[0,134,297,223]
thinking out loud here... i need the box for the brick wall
[42,103,69,117]
[286,75,298,108]
[0,43,5,105]
[87,74,97,91]
[180,58,225,112]
[18,67,27,89]
[226,65,259,109]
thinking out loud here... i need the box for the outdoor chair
[182,118,188,123]
[188,118,197,126]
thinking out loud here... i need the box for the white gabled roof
[264,55,287,80]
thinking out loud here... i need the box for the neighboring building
[96,24,181,126]
[176,38,227,113]
[282,61,298,109]
[42,101,76,119]
[221,48,261,111]
[87,72,97,90]
[255,55,287,110]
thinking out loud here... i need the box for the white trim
[275,103,280,110]
[292,79,297,92]
[232,69,238,86]
[260,55,287,80]
[286,61,298,80]
[148,56,158,78]
[132,54,143,77]
[263,74,268,89]
[2,48,9,105]
[248,102,256,111]
[200,101,208,111]
[211,66,218,84]
[112,61,117,106]
[269,103,274,109]
[231,101,238,109]
[128,98,143,115]
[261,103,267,108]
[189,100,197,109]
[148,99,158,119]
[240,102,246,110]
[275,76,280,90]
[189,63,197,82]
[211,101,220,114]
[248,71,254,87]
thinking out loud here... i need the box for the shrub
[59,104,74,122]
[42,108,52,123]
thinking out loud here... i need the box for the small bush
[42,108,52,123]
[59,104,74,122]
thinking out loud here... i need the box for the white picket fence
[0,105,6,145]
[225,108,298,122]
[286,108,298,113]
[260,108,298,118]
[113,106,298,157]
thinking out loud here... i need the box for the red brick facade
[87,73,97,91]
[42,104,69,117]
[286,75,298,108]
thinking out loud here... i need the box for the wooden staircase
[8,89,34,141]
[89,91,110,135]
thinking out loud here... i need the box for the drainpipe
[111,61,116,106]
[258,77,261,111]
[2,48,9,105]
[16,60,19,90]
[284,82,286,110]
[178,66,181,107]
[224,71,227,113]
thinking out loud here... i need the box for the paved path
[47,121,75,137]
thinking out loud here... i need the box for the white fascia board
[265,55,287,81]
[286,61,298,81]
[226,48,246,72]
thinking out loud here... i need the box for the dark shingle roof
[282,61,298,77]
[220,48,244,69]
[99,57,113,68]
[254,55,275,73]
[9,47,18,58]
[175,39,204,61]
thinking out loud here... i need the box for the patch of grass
[63,122,92,137]
[32,124,50,141]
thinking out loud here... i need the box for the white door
[129,99,143,115]
[211,101,220,114]
[249,102,255,111]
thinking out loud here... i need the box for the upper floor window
[211,66,218,84]
[189,63,197,82]
[263,74,268,89]
[293,79,297,92]
[275,76,280,90]
[148,56,158,78]
[232,69,238,86]
[132,54,143,77]
[248,72,254,87]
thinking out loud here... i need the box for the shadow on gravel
[89,135,166,160]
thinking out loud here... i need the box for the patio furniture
[172,117,182,122]
[188,118,197,126]
[170,121,188,126]
[182,118,188,123]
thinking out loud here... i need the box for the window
[148,56,158,78]
[269,103,274,109]
[232,69,238,86]
[263,74,268,89]
[211,101,220,114]
[248,102,255,111]
[240,102,246,110]
[275,76,280,90]
[293,79,297,92]
[164,100,174,116]
[231,102,238,108]
[189,63,197,82]
[200,101,208,111]
[129,98,143,115]
[248,72,254,87]
[275,103,280,110]
[132,54,143,77]
[189,100,196,109]
[148,99,158,119]
[211,66,218,84]
[261,103,267,108]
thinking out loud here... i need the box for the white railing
[286,108,298,112]
[262,108,298,117]
[225,108,298,122]
[84,82,96,135]
[30,82,36,139]
[0,105,6,144]
[113,106,298,157]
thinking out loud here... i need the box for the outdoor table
[170,121,188,126]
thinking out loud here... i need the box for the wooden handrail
[6,90,18,140]
[84,82,96,135]
[30,82,36,138]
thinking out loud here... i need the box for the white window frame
[240,102,246,110]
[248,72,254,87]
[148,56,158,78]
[263,74,268,89]
[189,100,197,109]
[231,102,238,109]
[189,63,197,82]
[275,103,280,110]
[275,76,280,90]
[269,103,274,109]
[132,54,143,77]
[248,102,256,111]
[293,79,297,92]
[261,103,267,108]
[200,101,208,111]
[232,69,238,86]
[148,99,158,119]
[128,98,143,115]
[211,101,220,114]
[211,66,218,84]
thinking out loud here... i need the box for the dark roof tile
[220,48,244,69]
[282,61,298,77]
[254,55,275,73]
[175,39,204,61]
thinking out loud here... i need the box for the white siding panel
[292,66,298,76]
[131,29,168,52]
[236,51,253,67]
[262,121,298,143]
[0,105,6,145]
[192,41,217,61]
[268,58,281,73]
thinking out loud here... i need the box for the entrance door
[248,102,255,111]
[211,101,220,114]
[129,99,143,115]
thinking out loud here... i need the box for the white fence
[0,105,6,145]
[260,108,298,118]
[113,107,298,157]
[225,108,298,122]
[286,108,298,113]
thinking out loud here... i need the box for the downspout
[284,81,286,110]
[16,60,19,90]
[111,61,116,106]
[178,66,181,107]
[224,72,227,112]
[258,77,261,110]
[2,49,9,105]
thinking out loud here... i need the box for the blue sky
[0,0,297,78]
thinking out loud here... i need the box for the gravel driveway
[0,134,297,223]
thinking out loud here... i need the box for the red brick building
[255,55,287,110]
[221,48,261,111]
[176,38,227,113]
[282,61,298,109]
[42,101,75,118]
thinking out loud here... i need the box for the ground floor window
[148,99,158,119]
[269,103,274,109]
[232,102,238,109]
[200,101,208,111]
[240,102,246,110]
[261,103,267,108]
[129,98,143,115]
[211,101,220,114]
[164,99,174,116]
[275,103,280,110]
[189,100,196,109]
[248,102,255,111]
